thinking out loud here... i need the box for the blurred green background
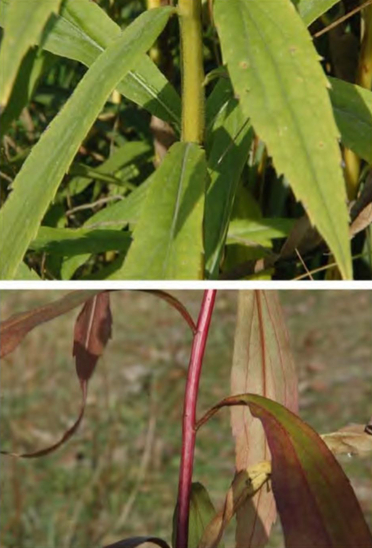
[1,290,371,548]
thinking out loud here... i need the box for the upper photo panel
[0,0,371,281]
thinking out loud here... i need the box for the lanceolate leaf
[197,394,372,548]
[0,6,174,280]
[118,142,207,280]
[0,290,102,358]
[215,0,352,279]
[1,293,112,458]
[230,291,298,548]
[29,226,131,256]
[328,77,372,164]
[205,95,253,279]
[0,0,181,126]
[0,0,62,108]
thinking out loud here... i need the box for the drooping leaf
[145,290,196,333]
[215,0,352,279]
[1,293,112,458]
[294,0,341,26]
[0,6,174,279]
[197,394,372,548]
[205,94,253,279]
[117,142,207,280]
[0,0,62,108]
[103,537,170,548]
[0,290,102,358]
[0,0,181,126]
[329,77,372,164]
[73,292,112,381]
[230,290,298,548]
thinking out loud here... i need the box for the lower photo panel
[1,289,371,548]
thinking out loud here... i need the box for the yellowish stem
[178,0,205,143]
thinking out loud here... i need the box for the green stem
[178,0,205,143]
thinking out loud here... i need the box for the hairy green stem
[178,0,205,143]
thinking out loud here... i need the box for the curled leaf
[1,293,112,458]
[321,424,372,456]
[0,290,102,358]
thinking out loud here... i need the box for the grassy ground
[1,290,371,548]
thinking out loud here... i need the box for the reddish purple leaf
[197,394,372,548]
[0,290,102,358]
[144,290,196,333]
[73,291,112,382]
[1,293,112,459]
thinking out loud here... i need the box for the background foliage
[0,0,371,279]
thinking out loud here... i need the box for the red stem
[175,289,217,548]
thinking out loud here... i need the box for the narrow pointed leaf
[231,290,298,548]
[0,0,62,107]
[117,142,207,280]
[215,0,352,279]
[0,6,174,279]
[1,293,112,458]
[197,394,372,548]
[29,227,131,256]
[0,0,181,126]
[205,96,254,279]
[0,290,102,358]
[329,77,372,164]
[145,290,196,332]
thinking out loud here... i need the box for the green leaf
[0,49,54,140]
[215,0,352,279]
[117,142,207,280]
[172,483,217,548]
[294,0,340,26]
[0,0,62,107]
[329,77,372,164]
[13,262,41,281]
[0,0,181,126]
[29,227,131,256]
[227,218,294,245]
[197,394,372,548]
[0,6,174,280]
[205,92,253,278]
